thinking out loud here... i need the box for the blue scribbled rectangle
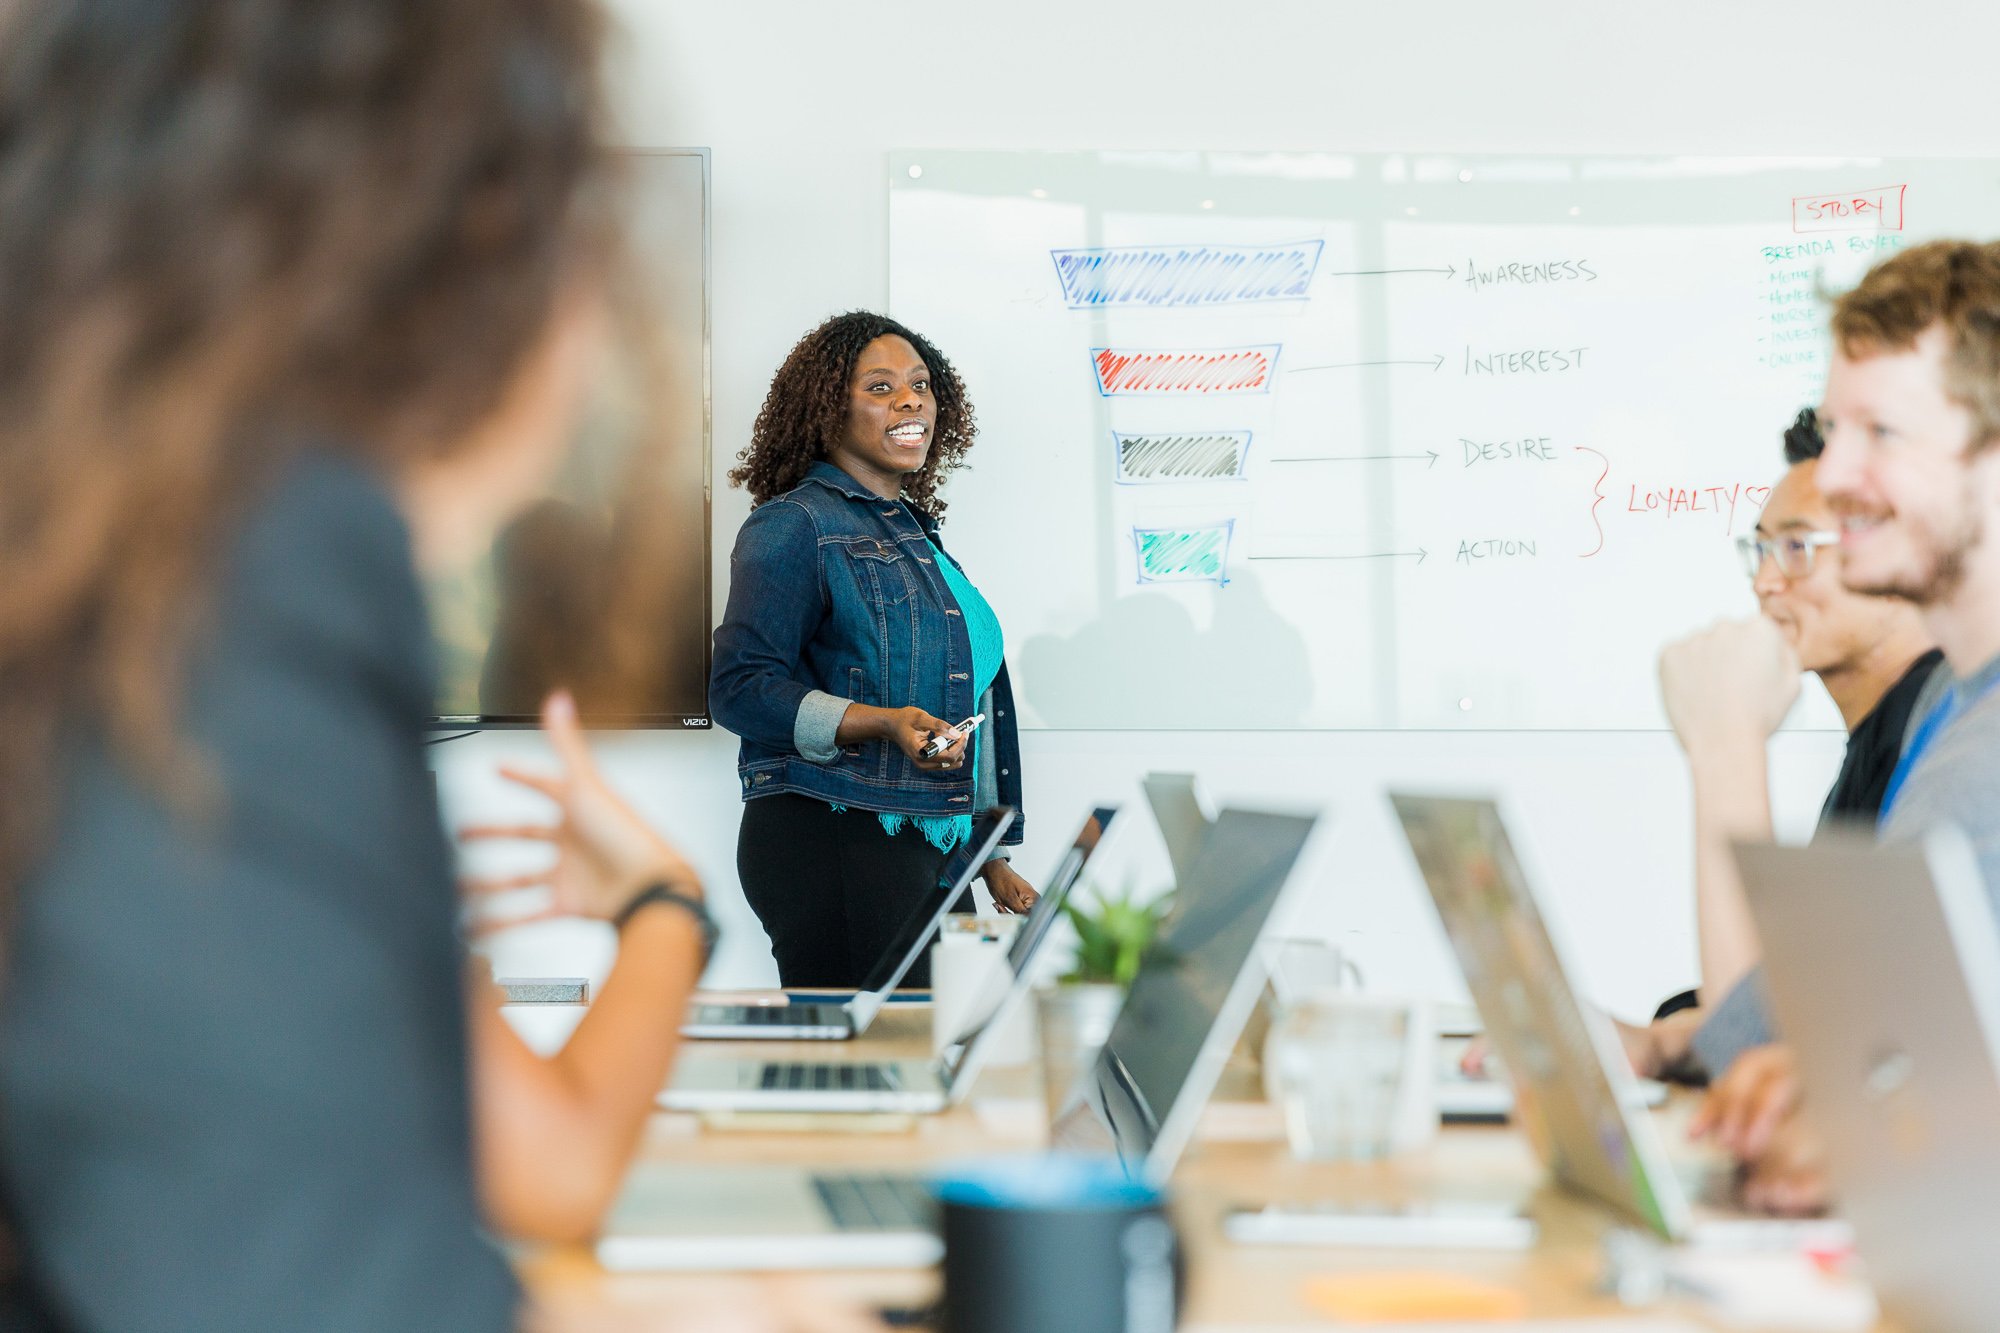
[1133,521,1234,586]
[1051,240,1324,308]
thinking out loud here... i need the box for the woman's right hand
[836,703,968,771]
[459,691,702,927]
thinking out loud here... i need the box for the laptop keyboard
[732,1005,810,1025]
[759,1062,900,1092]
[811,1174,934,1231]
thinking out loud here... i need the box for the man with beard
[1692,239,2000,1212]
[1463,412,1941,1088]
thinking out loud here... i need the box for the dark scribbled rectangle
[1114,431,1252,483]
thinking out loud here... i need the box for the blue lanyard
[1881,670,2000,826]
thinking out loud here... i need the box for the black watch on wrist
[615,881,718,963]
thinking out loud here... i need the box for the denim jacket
[710,461,1025,845]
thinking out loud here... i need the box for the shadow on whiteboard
[1018,568,1312,728]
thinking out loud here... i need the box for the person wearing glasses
[1690,241,2000,1214]
[1630,407,1942,1080]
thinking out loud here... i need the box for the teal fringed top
[833,538,1004,855]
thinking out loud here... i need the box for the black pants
[737,793,971,989]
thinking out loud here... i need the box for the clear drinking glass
[1265,991,1410,1161]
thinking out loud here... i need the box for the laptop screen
[938,806,1120,1073]
[1062,809,1317,1182]
[1142,772,1213,887]
[845,806,1014,1025]
[1000,806,1119,979]
[1389,793,1685,1238]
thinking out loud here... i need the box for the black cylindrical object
[934,1158,1183,1333]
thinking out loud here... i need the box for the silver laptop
[1736,828,2000,1331]
[1142,777,1506,1124]
[681,806,1013,1039]
[661,807,1118,1114]
[1142,771,1215,886]
[603,804,1314,1271]
[1391,793,1693,1238]
[1053,808,1321,1178]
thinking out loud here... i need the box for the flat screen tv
[425,149,711,730]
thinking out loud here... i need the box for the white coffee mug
[930,915,1029,1064]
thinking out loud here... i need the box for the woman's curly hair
[730,311,976,517]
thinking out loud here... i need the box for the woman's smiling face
[828,334,935,497]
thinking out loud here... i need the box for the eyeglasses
[1735,530,1840,581]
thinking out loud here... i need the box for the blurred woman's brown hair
[0,0,610,890]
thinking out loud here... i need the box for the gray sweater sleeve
[1690,968,1777,1079]
[1688,659,1961,1082]
[792,688,851,763]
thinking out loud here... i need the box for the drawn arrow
[1285,355,1446,374]
[1324,265,1457,280]
[1271,450,1440,468]
[1248,548,1428,565]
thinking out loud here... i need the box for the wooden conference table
[516,1001,1895,1331]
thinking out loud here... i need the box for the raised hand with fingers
[462,690,713,1245]
[459,690,701,929]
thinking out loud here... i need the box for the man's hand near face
[1660,616,1802,759]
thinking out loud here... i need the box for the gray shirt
[1692,654,2000,1077]
[1879,651,2000,871]
[0,453,517,1332]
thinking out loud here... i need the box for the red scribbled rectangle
[1792,185,1906,234]
[1090,345,1279,396]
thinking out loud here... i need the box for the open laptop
[660,807,1118,1114]
[1143,775,1517,1124]
[1736,828,2000,1331]
[1391,793,1694,1238]
[680,806,1013,1039]
[601,804,1315,1271]
[1053,808,1322,1177]
[1142,771,1215,886]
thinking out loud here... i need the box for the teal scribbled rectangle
[1134,522,1234,585]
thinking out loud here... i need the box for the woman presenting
[712,311,1033,988]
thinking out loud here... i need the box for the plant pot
[1035,981,1126,1137]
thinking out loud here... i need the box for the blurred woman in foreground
[0,2,769,1329]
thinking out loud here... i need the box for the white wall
[446,0,1995,1017]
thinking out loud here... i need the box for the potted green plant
[1035,882,1174,1131]
[1059,885,1174,988]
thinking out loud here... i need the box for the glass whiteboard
[890,151,1975,729]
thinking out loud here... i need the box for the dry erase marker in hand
[922,713,985,758]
